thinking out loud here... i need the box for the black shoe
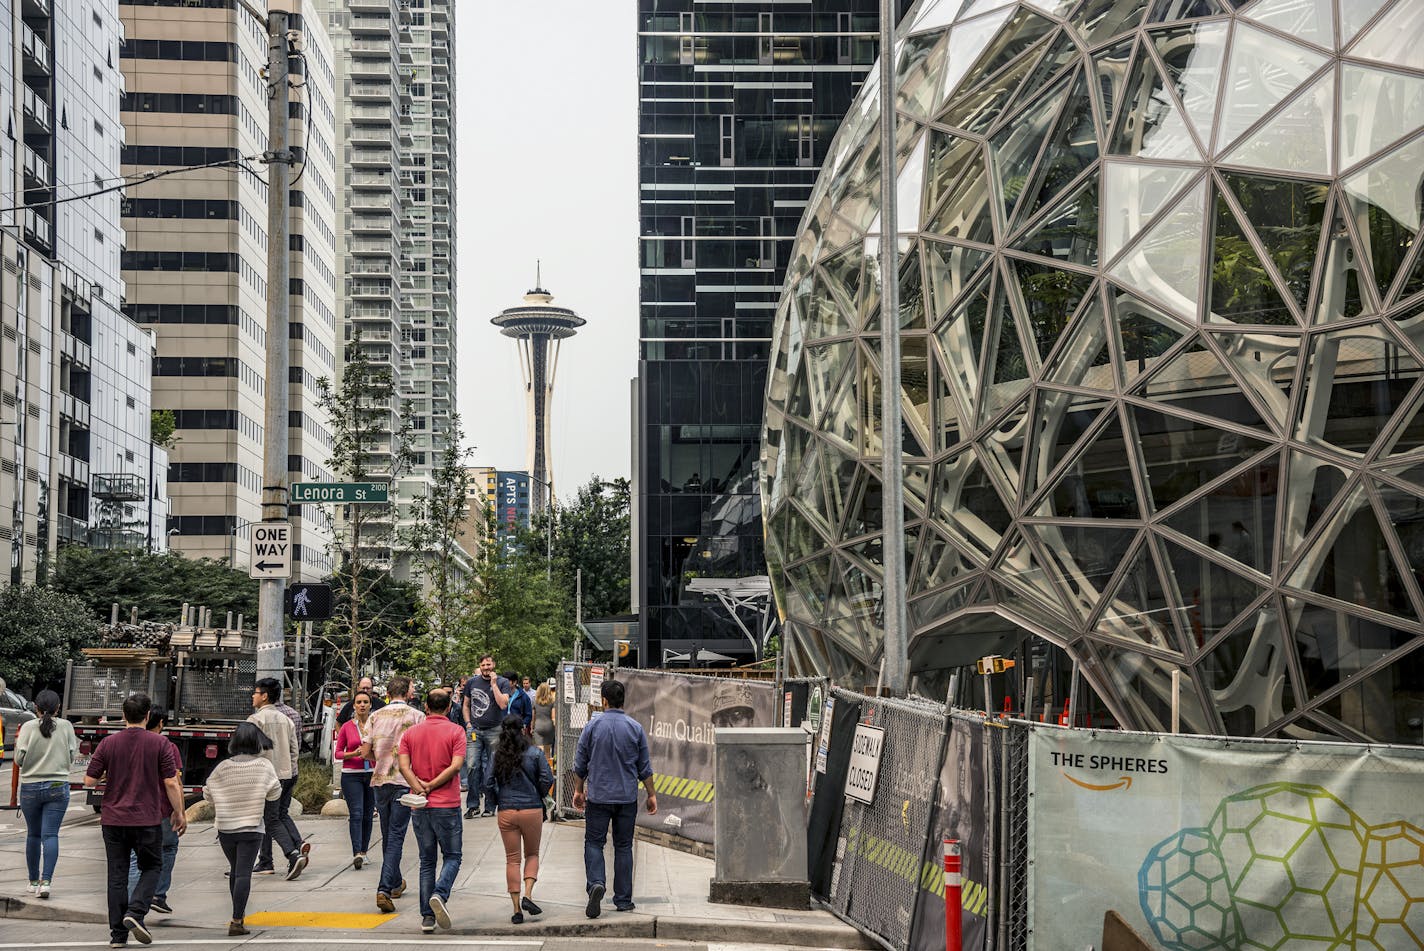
[586,883,605,919]
[511,911,524,924]
[253,864,276,875]
[481,809,496,818]
[149,898,173,915]
[286,854,308,881]
[614,902,637,912]
[464,807,478,819]
[421,916,436,933]
[521,896,542,917]
[122,915,152,946]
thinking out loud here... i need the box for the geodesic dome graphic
[760,0,1424,740]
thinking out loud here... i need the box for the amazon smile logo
[1049,750,1169,790]
[1063,772,1133,792]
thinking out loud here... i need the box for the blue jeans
[19,781,68,882]
[341,771,375,855]
[374,783,412,896]
[460,737,477,790]
[127,816,179,901]
[466,727,499,812]
[412,806,462,918]
[584,800,637,908]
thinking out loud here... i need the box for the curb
[655,916,879,949]
[0,896,108,924]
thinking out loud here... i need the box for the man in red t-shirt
[85,693,186,948]
[398,688,465,933]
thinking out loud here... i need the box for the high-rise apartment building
[315,0,456,580]
[119,0,339,580]
[635,2,907,664]
[467,466,530,557]
[0,0,169,584]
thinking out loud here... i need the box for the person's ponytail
[34,689,60,739]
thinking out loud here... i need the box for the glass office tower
[636,2,910,666]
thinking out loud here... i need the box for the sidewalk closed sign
[845,723,884,804]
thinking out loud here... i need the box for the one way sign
[248,522,293,580]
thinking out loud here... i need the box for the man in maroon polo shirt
[85,693,186,948]
[398,688,466,933]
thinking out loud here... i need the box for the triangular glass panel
[1163,451,1282,573]
[1201,605,1296,736]
[844,467,883,540]
[960,8,1056,88]
[1222,68,1335,176]
[1021,389,1115,502]
[1092,40,1137,141]
[1020,71,1099,225]
[1222,175,1327,315]
[784,554,831,620]
[923,142,995,244]
[1042,293,1114,391]
[912,530,978,598]
[785,498,832,568]
[906,464,932,516]
[1342,134,1424,304]
[1041,409,1140,519]
[1013,176,1100,268]
[1101,161,1200,264]
[1146,0,1225,22]
[1157,535,1267,650]
[1338,0,1393,46]
[1111,290,1191,388]
[933,349,969,456]
[989,80,1069,232]
[1311,199,1368,323]
[902,248,928,330]
[1214,23,1328,155]
[1208,185,1299,327]
[820,367,859,453]
[938,6,1019,106]
[1288,494,1419,622]
[1150,20,1230,143]
[980,391,1031,503]
[825,456,860,534]
[924,240,991,322]
[818,242,865,320]
[1295,327,1420,455]
[1286,595,1419,705]
[1375,379,1424,460]
[992,529,1068,613]
[855,348,883,458]
[897,32,950,121]
[933,449,1012,556]
[934,271,992,409]
[1133,336,1270,432]
[805,341,856,425]
[1073,0,1151,48]
[859,234,913,324]
[1107,178,1207,321]
[793,442,833,536]
[1245,0,1334,48]
[1351,1,1424,73]
[1316,642,1424,745]
[901,334,933,451]
[1024,523,1139,621]
[797,273,853,341]
[1020,29,1084,101]
[1109,44,1201,161]
[1096,538,1181,651]
[1131,404,1272,512]
[981,275,1034,420]
[942,33,1054,136]
[908,0,970,34]
[1009,258,1096,362]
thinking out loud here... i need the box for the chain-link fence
[998,722,1031,951]
[62,661,170,718]
[175,657,256,722]
[553,660,595,818]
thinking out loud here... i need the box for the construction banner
[615,668,778,843]
[1027,726,1424,950]
[911,715,992,951]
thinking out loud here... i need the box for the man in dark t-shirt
[85,692,185,948]
[460,654,510,818]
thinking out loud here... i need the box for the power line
[0,154,267,216]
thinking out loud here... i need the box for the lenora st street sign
[249,523,292,580]
[291,482,390,503]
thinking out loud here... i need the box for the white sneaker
[37,881,50,899]
[25,882,38,895]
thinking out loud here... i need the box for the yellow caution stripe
[842,826,990,918]
[650,771,715,802]
[243,911,398,930]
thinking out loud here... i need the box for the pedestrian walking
[461,655,511,818]
[15,689,77,900]
[126,708,181,915]
[521,676,536,702]
[337,677,386,725]
[505,670,533,733]
[333,689,376,868]
[368,675,425,913]
[397,688,465,933]
[270,693,308,863]
[203,722,282,936]
[83,693,187,948]
[531,682,556,764]
[492,714,553,924]
[572,679,657,918]
[247,678,307,880]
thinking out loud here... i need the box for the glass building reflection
[761,0,1424,743]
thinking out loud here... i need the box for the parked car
[0,685,36,761]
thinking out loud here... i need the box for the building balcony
[21,0,50,18]
[21,25,49,75]
[350,171,399,191]
[22,85,49,133]
[349,15,394,36]
[349,83,396,102]
[349,214,395,236]
[22,145,48,187]
[23,207,50,250]
[93,472,147,502]
[349,148,393,168]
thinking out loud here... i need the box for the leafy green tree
[0,585,100,689]
[150,409,177,449]
[51,547,258,623]
[324,567,423,681]
[532,476,631,620]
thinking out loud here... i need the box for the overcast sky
[454,2,639,496]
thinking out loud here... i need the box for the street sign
[286,583,332,621]
[248,523,292,579]
[291,482,390,504]
[845,723,885,805]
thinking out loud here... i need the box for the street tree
[531,476,631,620]
[315,332,416,679]
[51,547,258,623]
[0,584,99,689]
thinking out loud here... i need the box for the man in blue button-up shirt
[572,679,657,918]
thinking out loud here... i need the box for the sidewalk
[0,806,872,948]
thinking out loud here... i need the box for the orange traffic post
[944,837,962,951]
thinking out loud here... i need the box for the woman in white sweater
[203,722,281,936]
[15,690,77,899]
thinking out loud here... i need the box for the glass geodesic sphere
[761,0,1424,740]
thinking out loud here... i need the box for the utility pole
[878,0,909,697]
[256,9,295,682]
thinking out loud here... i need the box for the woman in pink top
[333,690,375,868]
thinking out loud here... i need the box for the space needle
[491,266,584,513]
